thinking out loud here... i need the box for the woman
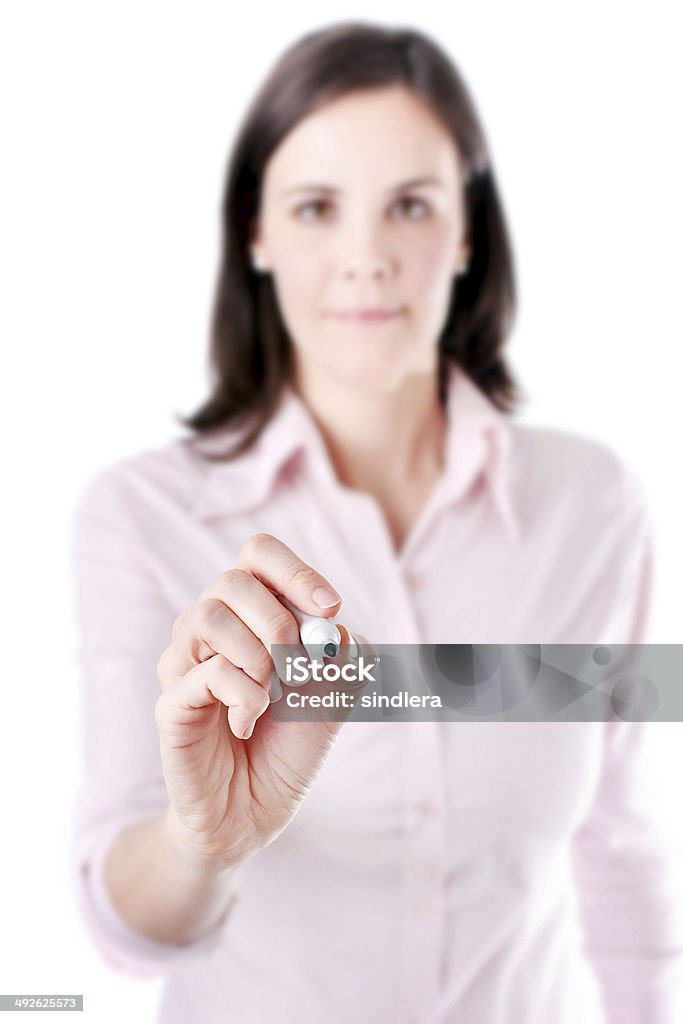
[70,21,682,1024]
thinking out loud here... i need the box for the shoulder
[506,421,650,539]
[71,433,214,530]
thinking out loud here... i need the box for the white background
[1,2,681,1021]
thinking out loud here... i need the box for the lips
[332,308,403,323]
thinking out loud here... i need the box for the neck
[290,362,448,495]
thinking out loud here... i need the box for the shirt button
[404,570,425,589]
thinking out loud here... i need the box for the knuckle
[154,692,169,728]
[213,567,253,603]
[239,532,275,560]
[244,687,271,721]
[197,567,251,604]
[171,605,192,640]
[213,653,245,684]
[194,597,225,631]
[268,609,300,646]
[256,687,272,715]
[286,562,317,589]
[220,566,253,589]
[250,649,275,686]
[212,652,231,672]
[156,646,172,682]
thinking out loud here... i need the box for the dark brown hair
[178,20,525,459]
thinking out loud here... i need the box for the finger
[235,533,342,617]
[160,599,273,684]
[335,623,358,660]
[196,569,299,646]
[156,653,271,740]
[193,569,313,681]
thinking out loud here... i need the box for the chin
[321,356,422,392]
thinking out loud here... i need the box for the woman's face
[251,85,470,393]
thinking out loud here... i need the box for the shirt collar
[188,361,520,542]
[437,362,520,542]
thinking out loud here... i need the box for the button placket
[311,473,423,643]
[303,445,450,1022]
[396,721,448,1023]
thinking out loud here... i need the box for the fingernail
[233,716,254,740]
[312,586,340,608]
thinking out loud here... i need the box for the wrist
[162,805,246,880]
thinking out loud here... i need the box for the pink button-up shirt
[69,361,683,1023]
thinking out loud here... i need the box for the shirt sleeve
[569,464,683,1022]
[68,464,233,978]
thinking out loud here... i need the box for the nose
[343,254,393,281]
[343,259,392,281]
[340,222,396,281]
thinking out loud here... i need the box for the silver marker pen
[268,595,343,704]
[277,594,341,659]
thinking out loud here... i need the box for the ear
[249,245,270,273]
[249,219,268,271]
[455,243,471,274]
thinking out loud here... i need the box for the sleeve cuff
[73,817,230,978]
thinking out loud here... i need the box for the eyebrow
[278,175,446,199]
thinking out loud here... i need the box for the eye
[292,195,431,223]
[393,196,431,220]
[293,199,332,222]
